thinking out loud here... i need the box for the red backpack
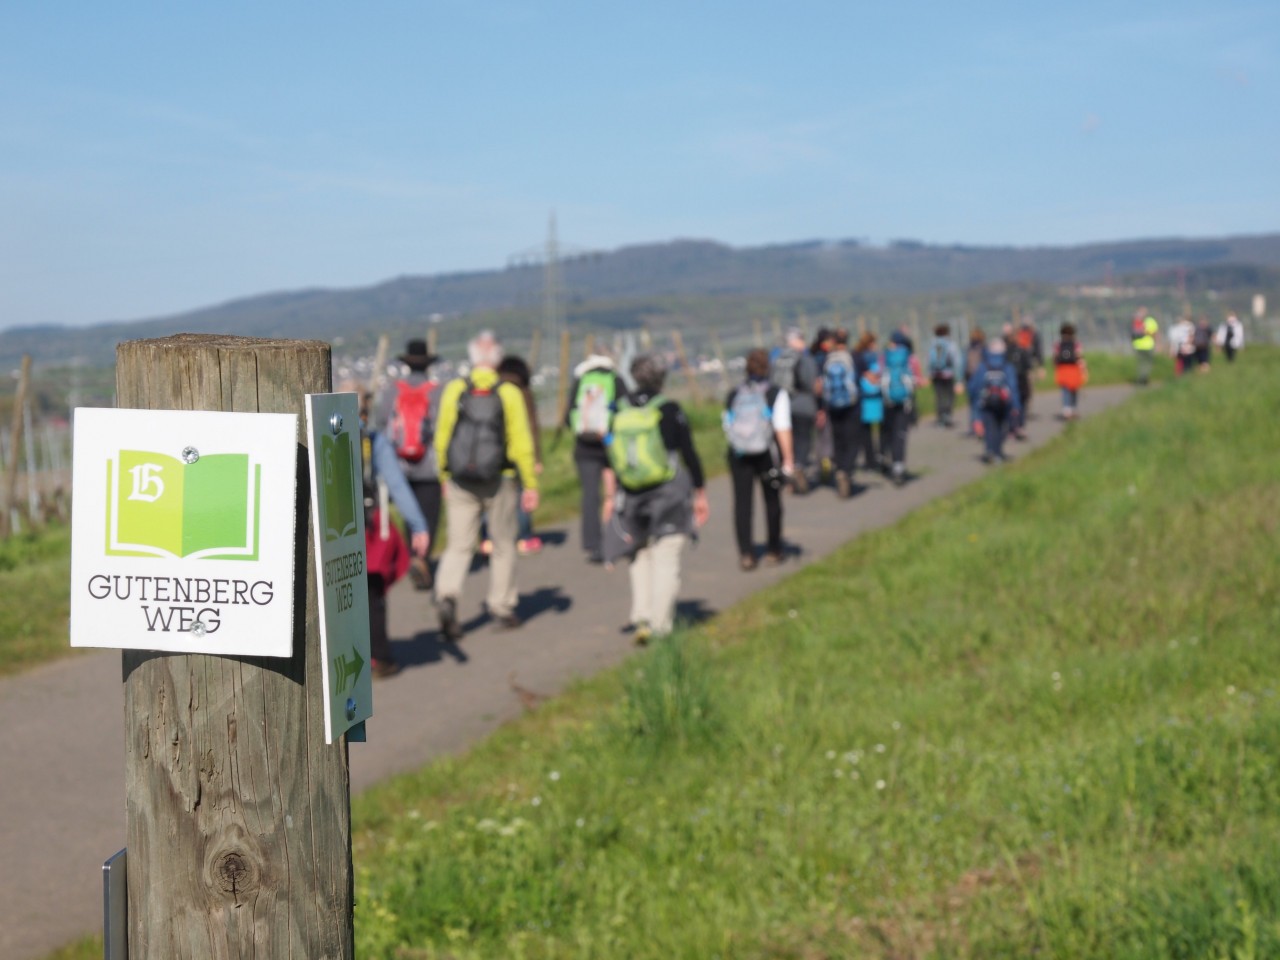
[389,380,433,462]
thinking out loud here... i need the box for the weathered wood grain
[116,334,352,960]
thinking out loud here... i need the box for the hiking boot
[633,622,653,646]
[891,463,906,486]
[835,470,852,499]
[764,551,785,566]
[740,554,758,572]
[408,556,432,591]
[438,597,463,641]
[494,612,523,630]
[371,658,402,680]
[517,537,543,555]
[791,471,810,495]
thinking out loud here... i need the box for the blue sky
[1,1,1276,329]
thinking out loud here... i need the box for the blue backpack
[980,363,1013,413]
[884,349,913,403]
[823,359,856,410]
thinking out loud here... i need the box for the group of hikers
[355,306,1245,675]
[1130,308,1246,382]
[353,316,1100,675]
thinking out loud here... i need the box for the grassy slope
[349,350,1280,959]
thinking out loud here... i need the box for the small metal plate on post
[103,848,127,960]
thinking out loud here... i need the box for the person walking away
[1216,313,1244,363]
[964,327,987,436]
[347,383,430,679]
[968,337,1022,463]
[809,327,836,481]
[880,331,915,485]
[927,323,964,428]
[601,353,710,644]
[1052,323,1088,420]
[498,355,543,554]
[1168,315,1195,376]
[821,329,859,498]
[377,338,443,591]
[563,350,628,563]
[1016,319,1045,422]
[770,327,819,493]
[725,348,795,570]
[1192,317,1214,372]
[1131,310,1158,385]
[1001,323,1031,440]
[857,346,885,475]
[433,331,540,640]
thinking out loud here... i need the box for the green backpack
[606,395,677,490]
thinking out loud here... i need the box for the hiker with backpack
[377,338,444,591]
[770,327,820,494]
[1052,323,1088,420]
[855,333,886,476]
[967,336,1022,464]
[1216,313,1245,363]
[879,330,917,486]
[1001,323,1031,441]
[1192,317,1214,371]
[1169,315,1196,376]
[821,329,860,498]
[345,380,431,679]
[927,322,964,428]
[725,348,795,570]
[1014,319,1045,427]
[600,352,710,644]
[563,350,629,563]
[1131,310,1159,385]
[432,331,540,640]
[964,327,987,437]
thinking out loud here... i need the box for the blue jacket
[370,429,428,534]
[859,357,884,424]
[967,350,1022,415]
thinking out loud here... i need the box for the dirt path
[0,387,1130,960]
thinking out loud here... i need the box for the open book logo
[320,431,359,542]
[106,450,263,560]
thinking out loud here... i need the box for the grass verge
[349,350,1279,958]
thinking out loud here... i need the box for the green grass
[0,522,73,678]
[347,350,1280,959]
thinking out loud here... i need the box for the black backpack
[1054,339,1080,365]
[445,378,507,483]
[980,364,1013,413]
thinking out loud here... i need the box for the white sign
[305,394,372,744]
[70,408,298,656]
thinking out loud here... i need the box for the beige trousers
[628,533,687,636]
[435,477,519,618]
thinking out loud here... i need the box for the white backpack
[724,382,775,455]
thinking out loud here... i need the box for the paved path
[0,387,1129,960]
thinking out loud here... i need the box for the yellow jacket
[1134,316,1158,352]
[434,367,539,489]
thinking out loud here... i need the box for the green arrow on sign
[333,649,365,694]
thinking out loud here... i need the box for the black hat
[398,338,437,369]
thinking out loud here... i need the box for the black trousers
[880,403,910,466]
[368,574,391,663]
[574,441,609,556]
[932,377,956,422]
[858,419,882,470]
[409,479,442,555]
[728,451,783,557]
[792,412,816,477]
[829,406,860,475]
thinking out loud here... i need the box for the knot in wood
[215,852,255,896]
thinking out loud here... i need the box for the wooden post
[639,327,652,351]
[799,314,810,339]
[583,332,595,361]
[770,316,783,345]
[555,328,573,428]
[0,354,31,538]
[426,325,439,358]
[671,330,703,405]
[115,334,352,960]
[752,317,763,348]
[708,329,731,394]
[857,315,867,337]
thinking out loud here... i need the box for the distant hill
[5,233,1279,369]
